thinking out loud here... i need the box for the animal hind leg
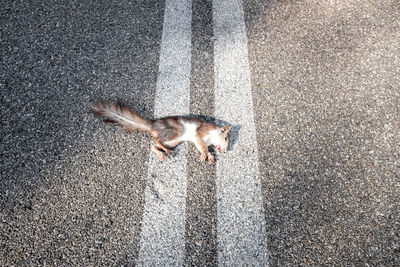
[154,138,172,155]
[151,145,166,161]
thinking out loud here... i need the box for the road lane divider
[213,0,269,265]
[137,0,191,265]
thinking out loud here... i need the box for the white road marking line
[137,0,191,266]
[213,0,269,265]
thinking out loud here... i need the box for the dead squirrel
[91,101,231,163]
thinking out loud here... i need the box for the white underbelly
[178,120,199,143]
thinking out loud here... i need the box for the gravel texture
[244,0,400,265]
[213,0,268,265]
[137,0,191,265]
[1,0,399,266]
[1,0,164,265]
[186,0,218,266]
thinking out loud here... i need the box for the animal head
[214,126,231,152]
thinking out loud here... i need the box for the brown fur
[91,101,230,163]
[91,102,152,132]
[197,120,218,139]
[194,121,216,162]
[151,117,183,143]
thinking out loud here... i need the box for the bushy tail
[91,101,152,132]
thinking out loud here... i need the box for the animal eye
[225,137,227,141]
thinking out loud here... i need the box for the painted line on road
[213,0,269,265]
[137,0,191,266]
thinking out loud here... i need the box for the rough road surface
[1,0,399,266]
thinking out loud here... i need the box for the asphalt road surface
[1,0,399,266]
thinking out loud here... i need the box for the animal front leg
[194,138,210,163]
[207,152,215,164]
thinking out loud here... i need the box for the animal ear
[222,126,231,133]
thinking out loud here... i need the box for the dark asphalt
[245,0,400,265]
[1,0,164,265]
[1,0,399,266]
[186,0,218,265]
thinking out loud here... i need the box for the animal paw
[207,152,215,164]
[200,154,207,163]
[165,149,172,156]
[152,145,167,161]
[158,153,166,161]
